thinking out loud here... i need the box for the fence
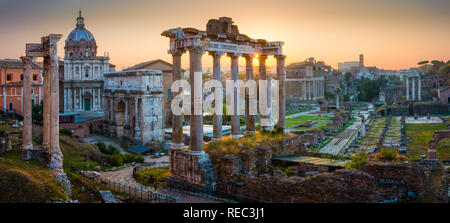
[132,164,169,189]
[79,170,176,203]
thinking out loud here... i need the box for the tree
[357,80,380,102]
[418,60,429,66]
[344,72,352,85]
[32,102,43,125]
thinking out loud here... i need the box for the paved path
[319,103,373,156]
[286,105,321,119]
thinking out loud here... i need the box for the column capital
[169,49,185,56]
[227,53,242,58]
[243,54,256,60]
[259,55,268,60]
[275,54,286,60]
[209,51,225,58]
[20,56,33,65]
[188,47,204,54]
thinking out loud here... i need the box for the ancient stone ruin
[162,17,286,190]
[102,70,164,144]
[21,34,71,195]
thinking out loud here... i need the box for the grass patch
[286,115,331,131]
[345,152,367,169]
[0,150,70,202]
[204,129,293,160]
[406,123,450,160]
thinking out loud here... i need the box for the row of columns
[170,48,286,154]
[301,79,324,100]
[21,34,63,169]
[64,86,102,111]
[405,76,421,101]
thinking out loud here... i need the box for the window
[168,89,173,100]
[7,74,12,81]
[21,74,23,80]
[85,69,89,78]
[31,88,34,94]
[9,102,13,111]
[75,67,79,75]
[33,75,37,81]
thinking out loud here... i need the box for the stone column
[189,48,204,152]
[244,54,255,134]
[125,98,129,125]
[42,54,51,150]
[259,55,270,131]
[276,55,286,130]
[412,76,416,100]
[20,56,33,160]
[211,51,223,139]
[417,77,422,100]
[310,80,313,99]
[171,50,185,150]
[97,87,101,110]
[229,53,242,138]
[78,87,82,110]
[406,77,409,101]
[303,80,307,100]
[47,34,63,169]
[134,96,141,143]
[110,92,114,122]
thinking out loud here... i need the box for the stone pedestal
[168,149,216,192]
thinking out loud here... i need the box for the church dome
[65,11,97,58]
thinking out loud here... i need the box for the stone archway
[428,130,450,159]
[115,101,126,138]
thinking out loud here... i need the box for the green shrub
[107,145,120,155]
[96,142,107,153]
[59,128,72,137]
[380,148,398,160]
[346,152,367,169]
[105,154,123,167]
[123,153,144,164]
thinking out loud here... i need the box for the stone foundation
[168,149,215,192]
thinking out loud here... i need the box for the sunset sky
[0,0,449,71]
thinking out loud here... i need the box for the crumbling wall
[216,170,376,203]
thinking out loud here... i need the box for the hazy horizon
[0,0,449,71]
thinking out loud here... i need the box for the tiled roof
[0,59,41,70]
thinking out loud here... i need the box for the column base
[232,134,243,139]
[48,148,64,170]
[244,130,256,135]
[20,145,33,160]
[168,149,216,193]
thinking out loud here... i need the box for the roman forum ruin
[103,70,164,144]
[21,34,71,194]
[162,17,286,188]
[404,70,422,101]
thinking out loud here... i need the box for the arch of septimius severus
[162,17,286,188]
[21,34,71,195]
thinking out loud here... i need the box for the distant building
[438,86,450,104]
[356,68,374,80]
[124,59,185,128]
[0,59,43,115]
[338,54,364,77]
[62,11,115,113]
[285,57,327,104]
[103,70,164,144]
